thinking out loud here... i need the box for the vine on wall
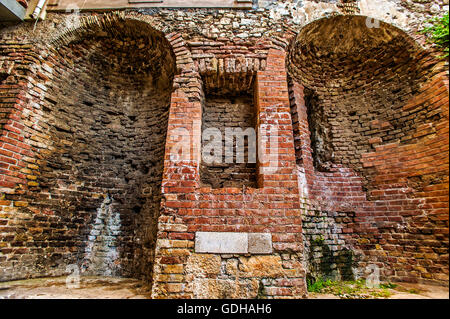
[420,11,449,58]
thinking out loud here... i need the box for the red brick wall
[151,49,307,298]
[0,43,58,280]
[290,70,449,285]
[286,15,448,286]
[0,45,33,193]
[0,17,180,282]
[1,11,448,296]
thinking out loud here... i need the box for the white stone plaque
[195,232,248,254]
[195,232,272,254]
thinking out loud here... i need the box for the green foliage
[312,235,325,245]
[307,278,394,298]
[408,288,419,294]
[420,11,449,57]
[370,289,392,298]
[306,277,335,293]
[379,282,397,289]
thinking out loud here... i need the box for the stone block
[195,232,273,254]
[248,233,272,254]
[185,253,222,277]
[195,232,248,254]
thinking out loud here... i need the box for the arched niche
[35,18,176,283]
[287,15,438,173]
[287,15,449,285]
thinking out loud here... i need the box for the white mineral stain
[82,195,121,276]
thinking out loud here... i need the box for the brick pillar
[253,48,307,298]
[255,49,298,189]
[151,71,203,298]
[289,81,315,189]
[151,49,306,299]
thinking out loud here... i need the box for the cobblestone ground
[0,277,448,299]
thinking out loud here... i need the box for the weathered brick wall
[41,25,175,280]
[290,16,445,175]
[200,94,257,189]
[302,210,358,282]
[0,17,177,282]
[151,48,306,298]
[288,15,449,285]
[0,0,448,297]
[0,42,40,279]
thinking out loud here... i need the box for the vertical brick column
[253,48,306,297]
[288,81,315,188]
[255,49,298,189]
[151,71,203,298]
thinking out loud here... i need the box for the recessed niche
[200,73,258,189]
[33,20,176,282]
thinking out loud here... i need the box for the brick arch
[49,12,163,46]
[286,14,425,85]
[285,14,449,285]
[47,11,193,73]
[0,12,185,284]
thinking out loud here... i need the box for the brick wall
[0,5,448,298]
[288,15,449,285]
[200,93,257,189]
[0,17,177,282]
[291,76,449,285]
[151,48,307,298]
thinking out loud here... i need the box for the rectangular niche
[200,73,258,189]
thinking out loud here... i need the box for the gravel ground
[0,277,448,299]
[0,276,151,299]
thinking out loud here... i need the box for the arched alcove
[287,15,449,285]
[288,15,438,174]
[32,18,176,282]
